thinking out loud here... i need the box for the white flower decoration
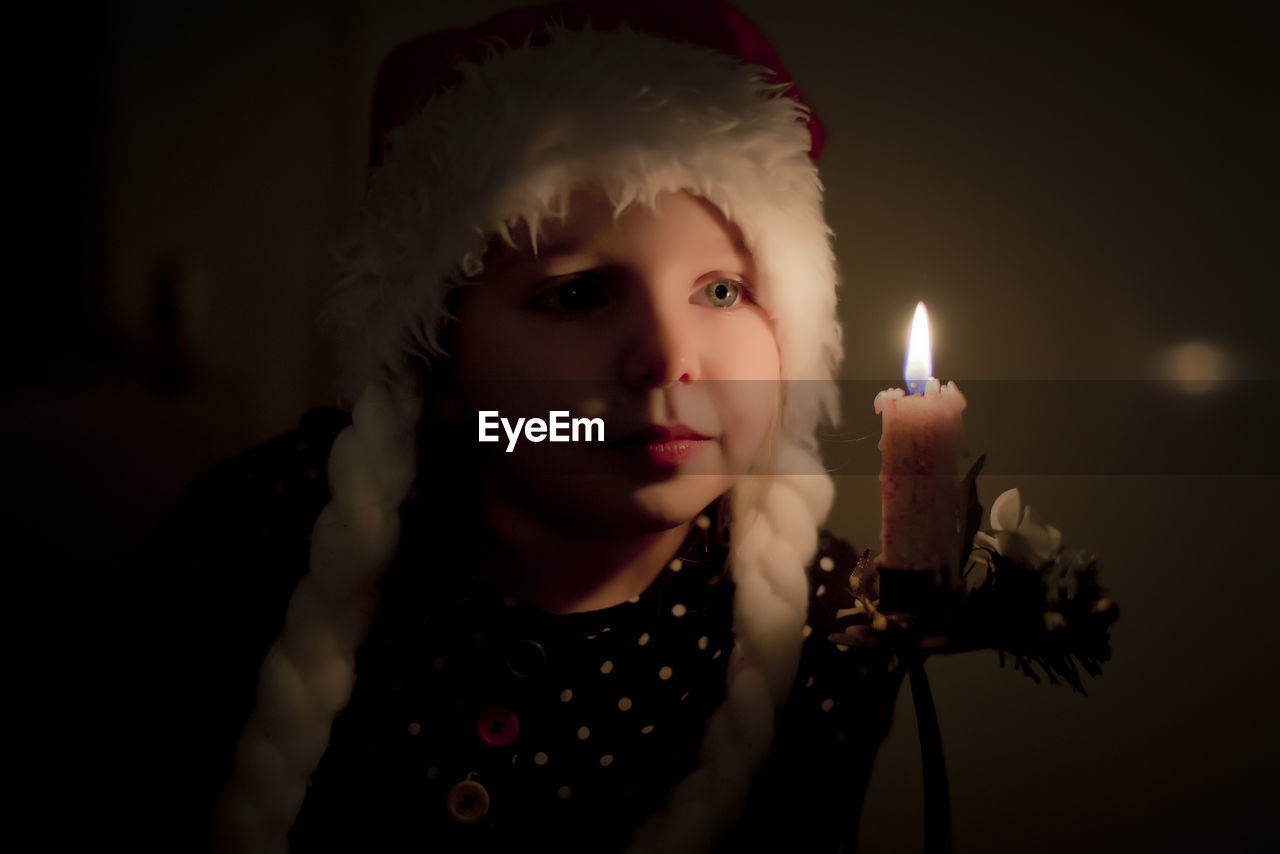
[972,488,1063,569]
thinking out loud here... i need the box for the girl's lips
[640,437,710,467]
[636,424,711,443]
[617,424,713,467]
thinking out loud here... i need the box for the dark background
[4,1,1277,851]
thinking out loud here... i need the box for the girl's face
[445,187,781,533]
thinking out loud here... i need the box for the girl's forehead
[489,186,753,272]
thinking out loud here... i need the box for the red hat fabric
[367,0,825,172]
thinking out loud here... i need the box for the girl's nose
[619,299,696,389]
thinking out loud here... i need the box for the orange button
[446,779,490,824]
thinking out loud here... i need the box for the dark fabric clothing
[81,408,904,852]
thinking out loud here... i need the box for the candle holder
[877,567,954,619]
[831,520,1119,854]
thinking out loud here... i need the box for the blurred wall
[4,1,1276,851]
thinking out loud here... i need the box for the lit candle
[874,302,967,607]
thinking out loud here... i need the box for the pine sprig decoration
[961,491,1119,693]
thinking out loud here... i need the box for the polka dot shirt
[115,409,904,853]
[290,490,741,853]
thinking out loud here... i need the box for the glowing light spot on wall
[1161,340,1233,395]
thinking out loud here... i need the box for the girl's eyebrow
[497,238,597,276]
[530,238,587,263]
[712,238,753,272]
[485,237,590,278]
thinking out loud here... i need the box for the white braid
[213,379,422,854]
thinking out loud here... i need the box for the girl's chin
[491,464,738,534]
[625,474,736,527]
[519,475,733,535]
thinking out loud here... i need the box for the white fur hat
[217,4,843,852]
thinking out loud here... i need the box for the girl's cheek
[702,343,780,387]
[706,311,780,381]
[714,382,779,474]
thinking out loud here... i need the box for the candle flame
[905,301,932,393]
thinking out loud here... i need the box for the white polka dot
[641,724,655,735]
[600,660,614,674]
[695,515,711,530]
[560,689,573,703]
[432,656,445,670]
[534,752,549,766]
[671,604,687,618]
[577,726,590,740]
[697,636,709,650]
[821,698,835,712]
[426,766,439,780]
[407,722,421,736]
[600,754,614,767]
[816,584,826,597]
[819,556,835,572]
[557,786,572,799]
[637,632,650,647]
[805,676,815,688]
[669,558,683,572]
[802,624,813,639]
[711,649,722,660]
[628,595,641,604]
[658,666,673,681]
[617,697,633,711]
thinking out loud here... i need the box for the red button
[477,707,519,747]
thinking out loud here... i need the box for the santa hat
[216,3,843,852]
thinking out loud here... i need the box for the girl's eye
[697,279,749,309]
[529,276,610,313]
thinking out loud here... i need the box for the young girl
[115,2,907,852]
